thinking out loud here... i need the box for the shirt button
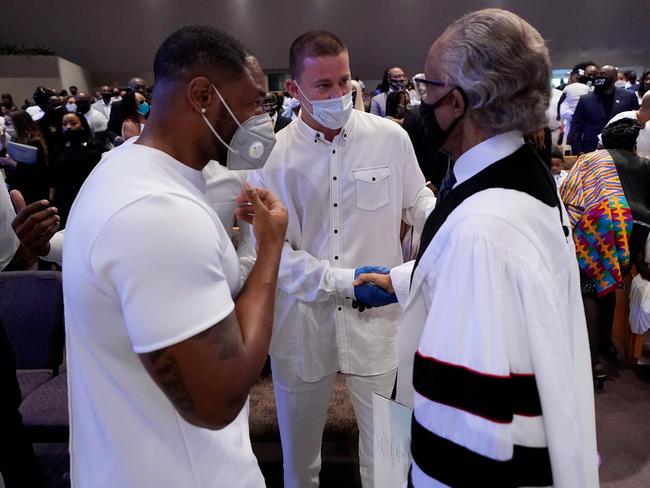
[332,150,336,154]
[334,229,338,233]
[333,203,338,207]
[333,176,337,181]
[334,256,339,260]
[314,139,318,143]
[372,177,376,181]
[338,307,342,311]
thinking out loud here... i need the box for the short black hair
[551,144,564,160]
[289,30,347,80]
[153,25,249,84]
[385,90,408,118]
[33,86,57,107]
[572,61,597,73]
[602,118,641,151]
[624,70,637,83]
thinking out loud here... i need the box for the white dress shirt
[84,107,108,133]
[248,109,435,381]
[92,99,112,120]
[395,130,598,487]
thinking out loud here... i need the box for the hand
[353,271,395,294]
[11,195,60,257]
[235,183,287,250]
[0,155,17,170]
[352,266,397,311]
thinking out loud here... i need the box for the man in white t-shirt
[602,91,650,158]
[60,26,287,487]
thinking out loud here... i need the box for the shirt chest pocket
[352,166,390,211]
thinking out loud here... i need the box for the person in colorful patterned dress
[560,118,650,384]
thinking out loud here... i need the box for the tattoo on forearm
[146,350,196,414]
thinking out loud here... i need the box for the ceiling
[2,0,648,84]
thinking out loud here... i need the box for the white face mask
[66,103,77,113]
[200,84,276,171]
[295,82,353,130]
[614,80,627,88]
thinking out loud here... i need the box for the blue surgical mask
[295,82,353,130]
[137,101,150,116]
[200,84,276,171]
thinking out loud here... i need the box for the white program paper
[373,392,413,488]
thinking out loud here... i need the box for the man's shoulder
[353,109,407,138]
[441,189,563,253]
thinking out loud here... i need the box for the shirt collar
[453,130,524,188]
[295,110,353,145]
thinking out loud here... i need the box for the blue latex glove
[353,266,398,310]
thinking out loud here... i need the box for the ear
[285,79,299,100]
[451,88,467,116]
[187,76,215,114]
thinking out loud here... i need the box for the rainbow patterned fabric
[560,150,634,296]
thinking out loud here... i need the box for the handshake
[352,266,397,312]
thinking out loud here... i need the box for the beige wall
[57,57,92,95]
[0,55,91,105]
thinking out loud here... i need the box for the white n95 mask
[295,82,353,130]
[201,84,276,171]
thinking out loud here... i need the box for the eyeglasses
[414,77,445,98]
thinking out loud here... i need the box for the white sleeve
[402,186,436,233]
[0,175,19,270]
[390,260,414,306]
[645,233,650,264]
[42,229,65,265]
[277,242,355,302]
[248,170,355,302]
[92,194,235,353]
[236,219,256,288]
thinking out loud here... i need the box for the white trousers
[271,358,397,488]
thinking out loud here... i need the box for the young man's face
[551,157,564,175]
[289,51,352,103]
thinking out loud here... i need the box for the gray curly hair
[433,9,551,137]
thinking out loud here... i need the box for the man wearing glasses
[355,8,598,487]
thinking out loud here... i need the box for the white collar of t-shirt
[452,130,524,188]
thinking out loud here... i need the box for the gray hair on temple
[434,8,551,136]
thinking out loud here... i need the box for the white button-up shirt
[249,109,435,381]
[92,99,112,120]
[84,107,108,134]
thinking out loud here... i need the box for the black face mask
[62,129,88,145]
[419,86,467,152]
[593,77,612,94]
[76,102,91,114]
[390,80,406,91]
